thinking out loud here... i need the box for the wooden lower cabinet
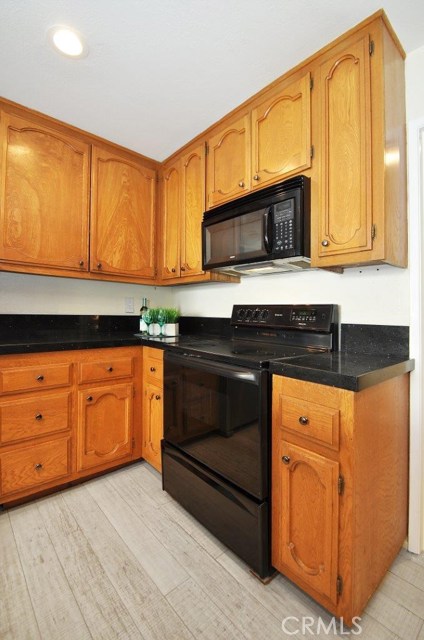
[77,383,134,472]
[0,346,142,505]
[272,374,409,624]
[142,347,163,472]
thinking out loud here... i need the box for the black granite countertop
[0,315,414,391]
[268,351,414,391]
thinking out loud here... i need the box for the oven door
[164,351,269,500]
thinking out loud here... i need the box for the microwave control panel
[273,200,295,252]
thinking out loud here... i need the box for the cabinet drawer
[78,357,134,384]
[0,392,71,445]
[144,349,163,386]
[279,396,340,450]
[0,437,71,497]
[0,363,71,395]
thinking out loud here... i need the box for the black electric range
[161,304,338,580]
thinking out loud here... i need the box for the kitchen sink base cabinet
[0,347,142,506]
[272,374,409,625]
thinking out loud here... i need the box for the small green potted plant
[163,307,180,336]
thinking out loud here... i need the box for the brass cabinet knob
[321,239,329,247]
[181,266,186,271]
[34,463,43,471]
[35,413,43,421]
[253,174,260,181]
[36,375,44,382]
[171,268,176,273]
[299,416,309,426]
[282,456,291,465]
[155,394,161,400]
[86,395,93,402]
[238,181,245,188]
[150,366,156,372]
[79,260,84,267]
[107,366,113,372]
[97,262,102,269]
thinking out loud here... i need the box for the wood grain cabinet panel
[0,363,72,395]
[0,437,71,497]
[90,146,156,279]
[142,347,163,472]
[206,114,251,208]
[274,439,339,603]
[160,143,205,280]
[0,111,90,271]
[317,36,372,258]
[0,392,71,444]
[78,356,134,384]
[312,19,407,268]
[77,383,134,472]
[251,72,311,189]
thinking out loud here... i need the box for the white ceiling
[1,0,423,161]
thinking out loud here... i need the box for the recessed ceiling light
[48,25,87,58]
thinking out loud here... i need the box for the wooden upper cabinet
[0,112,90,271]
[206,114,250,208]
[180,145,205,276]
[90,146,156,278]
[317,36,372,259]
[160,142,206,281]
[251,73,311,190]
[312,20,407,268]
[161,160,181,279]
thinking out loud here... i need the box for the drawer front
[0,437,71,497]
[0,393,71,445]
[279,396,340,449]
[78,357,134,384]
[0,364,72,395]
[144,349,163,386]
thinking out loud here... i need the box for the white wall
[0,272,174,315]
[405,44,424,552]
[173,266,410,325]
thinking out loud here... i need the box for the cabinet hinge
[310,76,314,90]
[371,224,377,240]
[336,575,343,596]
[369,39,375,56]
[338,475,345,495]
[205,142,209,156]
[310,145,314,159]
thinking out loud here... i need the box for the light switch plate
[124,297,134,313]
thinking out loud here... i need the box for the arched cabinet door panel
[0,112,90,271]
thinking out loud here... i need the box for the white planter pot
[149,323,160,336]
[164,323,179,337]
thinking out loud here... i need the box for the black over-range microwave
[202,175,310,276]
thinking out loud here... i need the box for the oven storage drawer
[162,442,271,579]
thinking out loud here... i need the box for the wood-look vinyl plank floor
[1,460,423,640]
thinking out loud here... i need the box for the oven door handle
[165,351,261,385]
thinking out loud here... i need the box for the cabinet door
[272,439,339,604]
[181,144,205,277]
[77,383,133,471]
[91,147,156,278]
[251,73,311,189]
[0,112,89,271]
[316,36,372,261]
[160,160,181,279]
[206,114,251,208]
[142,381,163,472]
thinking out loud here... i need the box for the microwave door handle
[263,207,273,253]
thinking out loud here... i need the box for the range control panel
[231,304,338,332]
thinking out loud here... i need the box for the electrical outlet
[124,297,134,313]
